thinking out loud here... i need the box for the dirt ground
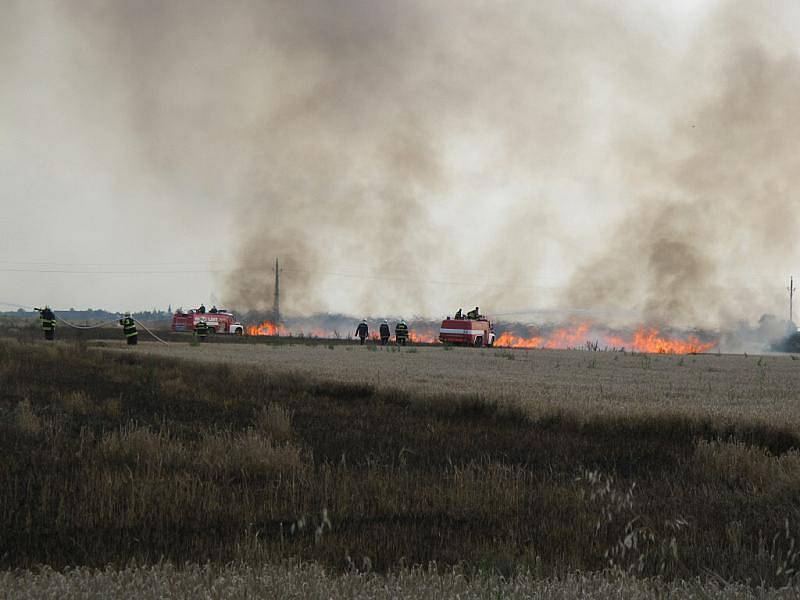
[111,340,800,428]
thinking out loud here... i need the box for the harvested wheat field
[4,336,800,597]
[123,340,800,429]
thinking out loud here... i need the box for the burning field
[245,317,716,354]
[493,321,717,354]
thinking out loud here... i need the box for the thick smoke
[220,0,650,316]
[224,0,800,325]
[567,28,800,327]
[3,1,799,325]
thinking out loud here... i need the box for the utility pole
[789,276,795,323]
[273,257,281,323]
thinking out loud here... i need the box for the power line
[280,267,565,290]
[0,260,228,266]
[0,268,223,274]
[2,262,793,296]
[280,267,789,294]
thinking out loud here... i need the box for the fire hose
[52,313,119,329]
[0,301,170,345]
[131,317,170,345]
[54,312,169,344]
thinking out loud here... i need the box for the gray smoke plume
[567,29,800,327]
[224,0,800,325]
[216,0,673,317]
[3,1,799,325]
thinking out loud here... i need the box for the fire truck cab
[439,317,496,347]
[171,309,244,335]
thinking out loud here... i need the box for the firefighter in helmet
[119,312,138,345]
[395,319,409,346]
[195,317,210,341]
[37,306,56,340]
[355,319,369,345]
[379,320,390,345]
[454,308,463,319]
[466,307,480,320]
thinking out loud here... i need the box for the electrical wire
[1,301,168,343]
[280,267,566,291]
[0,268,222,274]
[0,300,32,310]
[0,260,228,266]
[1,259,793,294]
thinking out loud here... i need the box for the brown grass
[124,340,800,430]
[0,563,789,599]
[1,335,800,589]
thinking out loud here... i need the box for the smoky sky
[1,1,799,326]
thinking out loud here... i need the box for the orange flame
[543,322,591,349]
[609,327,716,354]
[247,320,344,338]
[496,322,716,354]
[247,320,287,336]
[494,332,543,348]
[410,325,439,344]
[247,320,437,343]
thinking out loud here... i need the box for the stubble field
[129,340,800,428]
[2,332,800,597]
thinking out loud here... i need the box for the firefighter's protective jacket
[119,316,137,338]
[39,309,56,332]
[395,323,409,338]
[355,323,369,338]
[379,323,390,338]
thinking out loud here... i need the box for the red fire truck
[171,309,244,335]
[439,317,496,347]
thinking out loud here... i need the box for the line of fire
[165,259,721,355]
[159,257,800,355]
[242,317,716,355]
[251,259,718,354]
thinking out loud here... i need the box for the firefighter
[210,306,218,314]
[379,320,390,345]
[37,306,56,340]
[454,308,463,319]
[355,319,369,345]
[395,320,409,346]
[199,304,206,314]
[466,307,480,319]
[119,312,138,345]
[195,317,210,341]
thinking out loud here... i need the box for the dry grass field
[125,340,800,429]
[2,563,792,599]
[3,333,800,596]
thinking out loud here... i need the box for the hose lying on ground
[132,317,170,345]
[3,301,171,345]
[53,313,120,329]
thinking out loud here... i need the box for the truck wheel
[209,327,216,334]
[234,327,243,335]
[474,336,483,347]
